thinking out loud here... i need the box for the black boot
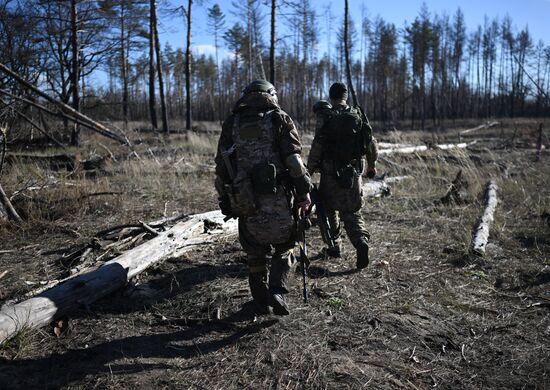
[325,243,341,258]
[270,293,290,316]
[269,253,292,293]
[249,272,270,315]
[355,239,369,270]
[269,253,292,315]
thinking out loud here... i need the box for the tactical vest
[232,109,285,195]
[230,109,294,243]
[324,107,371,164]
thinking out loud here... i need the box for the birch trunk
[472,180,498,255]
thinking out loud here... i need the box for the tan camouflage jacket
[215,92,310,201]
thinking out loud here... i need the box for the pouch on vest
[226,177,256,217]
[335,164,357,189]
[251,162,277,195]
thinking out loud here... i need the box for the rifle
[310,185,336,249]
[221,144,236,221]
[221,144,236,181]
[342,0,373,149]
[296,210,310,303]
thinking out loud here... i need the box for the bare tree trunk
[70,0,80,146]
[148,0,158,131]
[152,0,168,134]
[269,0,276,85]
[343,0,358,106]
[121,1,129,130]
[252,12,265,81]
[185,0,192,130]
[247,3,253,81]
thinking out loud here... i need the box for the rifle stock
[297,212,310,303]
[310,185,336,249]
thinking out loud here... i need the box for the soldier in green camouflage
[307,82,378,270]
[215,80,312,315]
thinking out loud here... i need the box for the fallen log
[6,153,109,173]
[472,180,498,255]
[0,63,130,146]
[377,142,416,149]
[0,200,7,221]
[459,121,499,136]
[0,183,22,222]
[435,141,477,150]
[0,211,237,344]
[378,144,428,155]
[0,89,119,142]
[362,176,411,197]
[378,141,475,156]
[6,153,76,171]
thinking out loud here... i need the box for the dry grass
[0,118,548,389]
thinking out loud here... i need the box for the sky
[158,0,550,59]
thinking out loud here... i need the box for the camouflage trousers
[326,207,370,248]
[319,162,370,248]
[238,219,295,294]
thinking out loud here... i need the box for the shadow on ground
[0,315,277,389]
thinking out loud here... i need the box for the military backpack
[318,106,372,189]
[324,106,372,164]
[225,109,286,217]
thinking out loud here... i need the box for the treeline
[1,0,549,140]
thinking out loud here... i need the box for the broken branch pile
[0,62,130,146]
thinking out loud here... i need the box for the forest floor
[0,119,548,389]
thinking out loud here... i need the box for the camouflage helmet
[242,79,276,96]
[313,100,332,113]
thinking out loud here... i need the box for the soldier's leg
[325,207,342,258]
[270,244,295,294]
[238,220,270,313]
[268,242,295,315]
[340,210,371,269]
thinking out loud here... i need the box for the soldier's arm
[214,116,235,199]
[307,104,331,173]
[307,125,324,173]
[366,136,378,168]
[276,113,312,196]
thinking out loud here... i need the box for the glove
[366,166,376,179]
[296,193,311,215]
[219,198,232,217]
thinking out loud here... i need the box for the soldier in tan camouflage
[215,80,312,315]
[307,82,378,269]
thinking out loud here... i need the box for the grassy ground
[0,119,548,389]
